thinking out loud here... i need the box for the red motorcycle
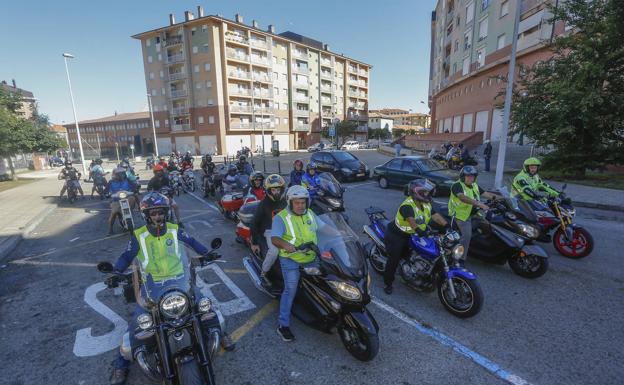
[235,198,260,247]
[217,175,250,220]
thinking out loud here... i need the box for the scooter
[218,175,249,220]
[310,173,347,216]
[363,207,483,318]
[111,190,135,232]
[234,196,260,247]
[243,213,379,361]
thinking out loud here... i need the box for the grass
[538,169,624,190]
[0,178,37,193]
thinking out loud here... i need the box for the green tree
[367,128,390,141]
[507,0,624,177]
[335,120,357,143]
[392,128,405,138]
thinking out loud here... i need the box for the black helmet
[407,178,436,203]
[239,155,246,163]
[264,174,286,201]
[227,164,238,176]
[459,165,479,182]
[64,160,72,167]
[250,171,264,186]
[306,162,317,172]
[204,154,212,162]
[95,158,103,165]
[122,157,130,164]
[140,192,170,224]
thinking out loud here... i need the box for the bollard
[263,158,266,173]
[278,160,281,175]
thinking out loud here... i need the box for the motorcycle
[363,207,483,318]
[201,172,217,198]
[310,173,347,216]
[169,171,184,196]
[182,168,196,192]
[243,213,380,361]
[111,190,135,232]
[93,172,109,200]
[146,157,155,170]
[532,185,594,258]
[218,175,249,220]
[234,196,261,247]
[96,238,225,385]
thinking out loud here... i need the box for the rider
[271,185,327,342]
[58,160,84,200]
[448,166,499,262]
[236,155,254,176]
[105,167,139,235]
[182,150,194,164]
[157,156,168,169]
[107,193,234,385]
[250,174,287,289]
[90,159,107,198]
[120,160,139,193]
[383,179,451,294]
[200,154,216,198]
[301,162,321,201]
[167,158,179,173]
[222,164,241,193]
[146,164,183,228]
[180,155,194,172]
[243,171,266,201]
[288,159,304,187]
[512,157,560,210]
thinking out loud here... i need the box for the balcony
[230,105,252,114]
[225,33,249,45]
[293,123,310,131]
[171,107,189,116]
[254,106,275,114]
[164,35,183,47]
[171,124,192,132]
[170,89,188,98]
[168,72,186,81]
[358,80,368,88]
[228,70,251,80]
[294,81,309,89]
[252,73,272,82]
[292,50,307,60]
[358,69,368,77]
[294,94,309,102]
[253,89,273,98]
[348,78,359,85]
[292,65,309,75]
[320,86,332,93]
[229,88,252,97]
[294,109,310,116]
[251,55,270,66]
[226,49,250,62]
[167,54,185,64]
[321,98,332,105]
[230,121,252,129]
[348,66,358,74]
[250,39,269,50]
[320,71,332,80]
[320,58,332,67]
[348,91,359,98]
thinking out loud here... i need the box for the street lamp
[146,94,159,156]
[62,52,87,176]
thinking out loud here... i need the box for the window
[500,0,509,17]
[202,24,208,32]
[192,46,198,54]
[204,63,211,71]
[386,159,402,170]
[157,53,162,61]
[401,160,415,172]
[479,18,488,40]
[453,63,457,73]
[194,65,199,73]
[191,27,196,36]
[206,80,212,88]
[466,2,475,23]
[462,57,470,75]
[155,120,160,128]
[208,116,215,124]
[161,87,165,95]
[208,99,214,106]
[481,0,490,11]
[497,34,506,49]
[149,72,154,79]
[146,39,151,47]
[464,30,472,50]
[155,36,160,44]
[456,16,460,26]
[283,118,288,124]
[198,116,204,124]
[196,82,201,89]
[148,55,152,63]
[159,70,164,78]
[272,56,278,64]
[151,89,157,96]
[273,87,279,96]
[202,44,209,53]
[165,119,169,126]
[454,40,459,52]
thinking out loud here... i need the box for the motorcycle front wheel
[553,227,594,259]
[338,315,379,362]
[177,357,215,385]
[508,253,548,278]
[437,276,483,318]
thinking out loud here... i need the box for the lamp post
[147,94,159,156]
[62,53,87,176]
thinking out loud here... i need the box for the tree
[335,120,357,143]
[392,128,405,138]
[506,0,624,177]
[367,128,390,141]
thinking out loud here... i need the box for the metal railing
[164,36,183,47]
[171,107,189,115]
[321,59,332,67]
[253,89,273,98]
[167,54,185,64]
[348,66,358,74]
[228,70,251,79]
[320,72,333,79]
[226,50,249,62]
[229,88,252,96]
[251,56,270,66]
[292,50,307,60]
[230,105,252,113]
[171,124,191,132]
[170,89,188,98]
[168,72,186,81]
[225,34,249,45]
[359,69,368,77]
[252,73,272,82]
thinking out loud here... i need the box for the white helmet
[286,185,310,213]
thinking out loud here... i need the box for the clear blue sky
[0,0,436,124]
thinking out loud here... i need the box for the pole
[96,133,101,157]
[147,94,159,157]
[63,54,88,176]
[494,0,521,190]
[115,142,120,163]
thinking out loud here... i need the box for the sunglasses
[149,210,166,217]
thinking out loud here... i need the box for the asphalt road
[1,150,622,385]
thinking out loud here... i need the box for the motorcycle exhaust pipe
[208,330,220,359]
[242,256,276,298]
[363,225,386,253]
[134,347,161,382]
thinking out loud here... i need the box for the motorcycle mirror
[562,183,567,191]
[97,261,114,273]
[210,238,222,250]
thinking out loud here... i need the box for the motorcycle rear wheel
[553,227,594,259]
[508,254,548,278]
[437,276,483,318]
[338,316,379,362]
[367,244,386,275]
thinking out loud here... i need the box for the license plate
[357,173,365,177]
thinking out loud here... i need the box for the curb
[573,201,624,213]
[0,205,56,264]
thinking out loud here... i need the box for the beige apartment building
[132,7,371,155]
[1,80,36,119]
[429,0,567,142]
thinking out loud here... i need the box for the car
[372,156,458,195]
[307,143,323,152]
[381,139,393,146]
[310,150,369,182]
[340,141,360,150]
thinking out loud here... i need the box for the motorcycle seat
[365,206,385,215]
[377,219,390,233]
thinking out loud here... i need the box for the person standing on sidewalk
[395,142,402,157]
[483,140,492,172]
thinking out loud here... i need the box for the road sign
[329,126,335,137]
[129,144,135,150]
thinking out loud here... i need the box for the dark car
[372,156,458,196]
[310,151,369,182]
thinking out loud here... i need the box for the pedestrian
[483,140,492,172]
[394,142,401,157]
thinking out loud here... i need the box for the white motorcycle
[169,171,184,196]
[111,190,135,231]
[182,168,196,192]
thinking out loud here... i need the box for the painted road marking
[187,190,221,212]
[372,297,534,385]
[69,237,80,242]
[187,219,213,231]
[344,182,377,189]
[11,260,96,267]
[230,301,277,343]
[195,264,256,316]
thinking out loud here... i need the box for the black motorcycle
[97,238,225,385]
[243,213,379,361]
[93,172,109,200]
[310,173,347,216]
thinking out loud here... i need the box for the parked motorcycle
[96,238,225,385]
[243,213,379,361]
[93,172,109,200]
[363,207,483,318]
[183,168,196,192]
[111,190,135,232]
[169,171,184,196]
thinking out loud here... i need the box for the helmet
[113,167,127,178]
[122,157,130,165]
[239,155,246,163]
[227,164,238,176]
[459,165,479,182]
[153,164,164,173]
[186,151,191,156]
[523,157,542,174]
[264,174,286,201]
[250,171,264,187]
[306,162,317,172]
[293,159,304,169]
[140,192,170,224]
[65,160,72,167]
[95,158,103,165]
[204,154,212,162]
[286,185,310,214]
[407,178,436,203]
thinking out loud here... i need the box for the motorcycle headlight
[518,223,538,239]
[160,291,188,318]
[326,197,342,207]
[119,192,127,199]
[328,280,361,301]
[341,168,353,175]
[451,245,464,260]
[137,313,153,330]
[198,297,212,313]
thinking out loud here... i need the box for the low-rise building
[1,80,36,119]
[368,112,394,132]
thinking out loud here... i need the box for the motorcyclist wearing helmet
[271,185,329,342]
[288,159,305,187]
[147,165,183,228]
[222,164,241,194]
[157,156,168,169]
[119,159,139,191]
[448,165,499,261]
[200,155,217,197]
[512,157,560,208]
[244,171,266,201]
[108,192,234,385]
[90,159,107,198]
[301,162,321,200]
[167,158,179,173]
[236,155,254,176]
[105,167,139,235]
[383,179,451,294]
[58,160,84,200]
[183,150,194,164]
[250,174,287,288]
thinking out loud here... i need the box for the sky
[0,0,437,124]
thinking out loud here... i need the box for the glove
[105,275,119,288]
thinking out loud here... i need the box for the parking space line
[228,301,278,346]
[344,182,377,189]
[187,191,221,212]
[372,298,534,385]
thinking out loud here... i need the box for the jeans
[484,157,491,172]
[278,257,317,327]
[261,230,279,273]
[456,219,472,260]
[114,304,143,369]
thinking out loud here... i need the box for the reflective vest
[448,181,480,222]
[512,170,559,200]
[134,223,186,282]
[277,209,318,263]
[394,197,431,234]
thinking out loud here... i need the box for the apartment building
[132,7,371,155]
[1,79,36,119]
[429,0,566,141]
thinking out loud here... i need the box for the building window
[194,65,199,73]
[149,72,154,79]
[196,82,201,89]
[155,36,160,44]
[283,118,288,125]
[151,89,157,96]
[453,63,457,73]
[157,53,162,61]
[146,39,151,47]
[206,80,212,88]
[159,70,164,78]
[481,0,490,11]
[191,27,196,36]
[204,63,211,71]
[500,0,509,17]
[464,30,472,50]
[478,18,488,40]
[462,57,470,75]
[148,55,153,63]
[198,116,204,124]
[497,34,506,49]
[202,24,208,32]
[477,49,485,67]
[192,46,198,54]
[208,99,214,106]
[454,40,459,52]
[208,116,215,124]
[155,120,160,128]
[466,2,475,23]
[202,44,209,53]
[456,16,460,27]
[161,87,165,95]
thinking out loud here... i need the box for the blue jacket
[301,172,321,199]
[107,179,133,194]
[289,170,304,187]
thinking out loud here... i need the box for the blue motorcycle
[363,207,483,318]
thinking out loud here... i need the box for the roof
[368,112,394,119]
[394,124,426,130]
[131,14,372,67]
[65,111,150,126]
[370,108,409,114]
[0,82,34,99]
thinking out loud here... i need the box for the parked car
[372,156,458,195]
[381,139,393,146]
[310,151,369,182]
[359,142,375,149]
[307,143,324,152]
[340,141,360,150]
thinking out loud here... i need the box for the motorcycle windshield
[142,252,192,308]
[318,173,343,197]
[498,187,538,222]
[317,212,365,277]
[238,175,250,190]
